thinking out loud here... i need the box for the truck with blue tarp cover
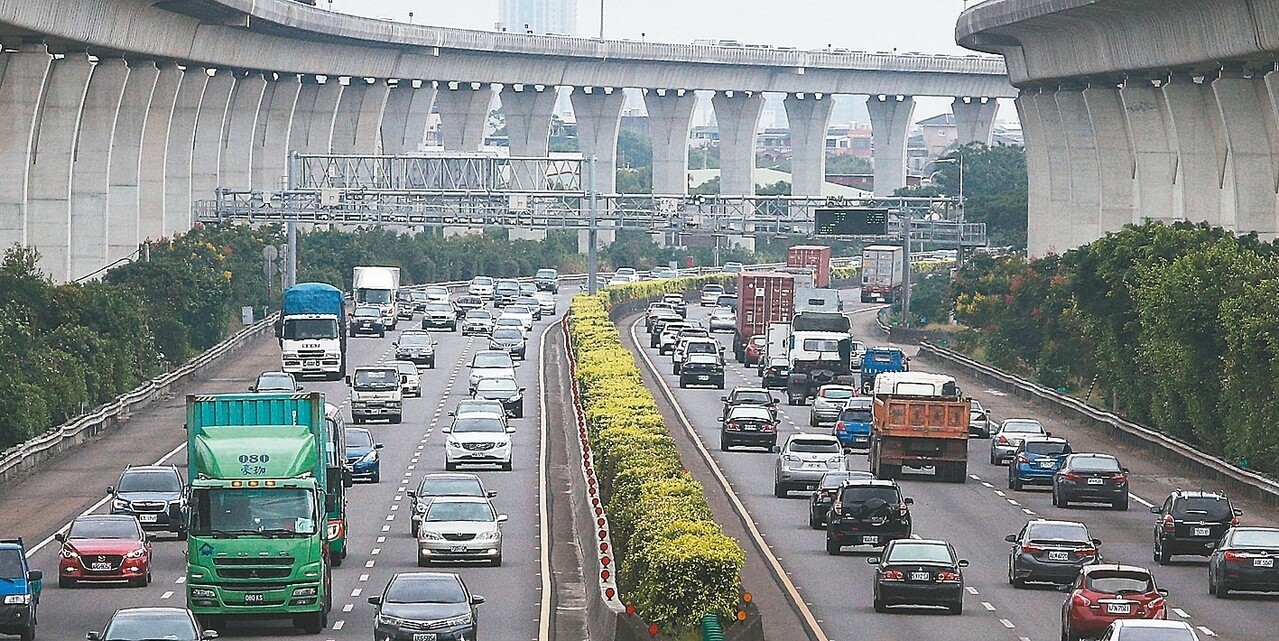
[180,393,331,633]
[279,283,347,381]
[860,346,908,393]
[0,538,40,641]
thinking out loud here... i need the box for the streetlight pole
[587,155,599,295]
[599,0,605,39]
[928,154,964,263]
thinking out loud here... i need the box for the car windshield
[1070,456,1121,472]
[69,518,139,540]
[751,337,766,346]
[733,390,773,404]
[400,334,432,347]
[410,291,429,302]
[357,289,392,304]
[868,351,899,363]
[191,488,317,535]
[492,328,523,340]
[1115,628,1198,641]
[768,357,789,367]
[345,428,373,449]
[354,308,380,318]
[425,303,452,313]
[1026,522,1091,543]
[820,387,855,400]
[788,439,841,454]
[117,470,182,493]
[473,277,493,285]
[424,501,495,523]
[839,406,872,422]
[1024,441,1069,456]
[885,543,953,565]
[474,353,512,368]
[355,369,398,388]
[0,549,25,578]
[1085,570,1153,594]
[703,285,723,294]
[840,486,900,504]
[453,418,506,433]
[424,287,448,297]
[536,269,557,278]
[385,575,466,604]
[687,342,718,354]
[1230,529,1279,548]
[728,407,773,422]
[395,363,417,375]
[1003,420,1044,433]
[497,318,523,327]
[420,477,484,497]
[281,318,338,340]
[496,280,519,290]
[803,339,842,352]
[466,310,492,319]
[456,401,503,416]
[477,379,518,395]
[104,612,196,641]
[1174,496,1232,520]
[819,473,861,489]
[458,297,481,306]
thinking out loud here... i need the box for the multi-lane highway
[7,291,572,640]
[624,290,1279,641]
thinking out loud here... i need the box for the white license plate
[1193,527,1211,537]
[863,535,879,544]
[450,545,467,553]
[1087,478,1104,485]
[138,514,158,523]
[697,375,709,380]
[1106,603,1131,614]
[90,562,113,571]
[1039,461,1055,468]
[909,571,930,581]
[244,593,263,603]
[1048,551,1070,561]
[304,360,318,367]
[1255,558,1274,567]
[412,634,437,641]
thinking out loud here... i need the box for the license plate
[412,634,437,641]
[1255,558,1275,567]
[450,545,467,553]
[863,535,879,544]
[139,514,158,523]
[1106,603,1131,614]
[1048,551,1070,561]
[244,593,264,604]
[697,375,709,380]
[1193,527,1211,537]
[909,571,930,581]
[90,562,113,571]
[1087,477,1104,485]
[305,360,318,367]
[1039,461,1055,468]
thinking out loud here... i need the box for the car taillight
[880,570,903,581]
[832,501,842,514]
[1072,593,1092,607]
[762,423,776,433]
[1162,515,1176,533]
[1223,551,1246,562]
[725,422,740,431]
[997,435,1010,445]
[1062,471,1083,482]
[1016,454,1030,464]
[1149,596,1166,610]
[1231,515,1240,527]
[1020,543,1043,554]
[898,504,910,516]
[936,571,961,582]
[1076,547,1096,558]
[835,421,846,432]
[1110,474,1127,483]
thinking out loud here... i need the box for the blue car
[345,427,383,483]
[1008,436,1071,491]
[0,538,41,641]
[833,397,873,449]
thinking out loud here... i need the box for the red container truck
[733,273,795,363]
[787,245,832,288]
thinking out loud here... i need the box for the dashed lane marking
[1197,626,1216,637]
[175,576,185,584]
[1023,508,1036,516]
[365,560,375,568]
[965,587,979,595]
[1130,493,1156,508]
[332,621,345,631]
[161,590,173,600]
[359,574,369,582]
[351,588,362,597]
[1172,608,1190,619]
[1000,619,1015,629]
[982,602,996,611]
[343,603,354,612]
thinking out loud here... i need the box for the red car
[1060,564,1167,641]
[57,514,152,588]
[744,335,767,366]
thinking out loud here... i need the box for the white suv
[468,276,495,299]
[468,350,516,392]
[444,416,514,471]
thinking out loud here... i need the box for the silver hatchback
[809,385,859,427]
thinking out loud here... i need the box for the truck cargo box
[787,245,832,288]
[733,273,795,361]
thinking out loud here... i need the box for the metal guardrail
[918,341,1279,506]
[0,312,281,486]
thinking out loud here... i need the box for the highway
[8,292,572,640]
[623,290,1279,641]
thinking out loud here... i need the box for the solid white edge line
[536,314,559,641]
[27,440,187,557]
[629,316,830,641]
[1130,493,1155,508]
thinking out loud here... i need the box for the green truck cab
[179,393,332,633]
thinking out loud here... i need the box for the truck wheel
[390,415,402,425]
[332,551,343,568]
[18,625,34,641]
[826,538,841,555]
[296,611,326,634]
[773,482,787,498]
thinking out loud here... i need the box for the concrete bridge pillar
[501,85,557,157]
[190,68,235,222]
[784,92,834,197]
[436,82,494,152]
[70,58,129,281]
[139,63,181,241]
[951,96,998,146]
[0,43,53,253]
[1055,87,1102,246]
[221,71,267,192]
[1162,76,1227,228]
[381,80,435,155]
[1118,81,1178,225]
[867,94,915,196]
[571,86,626,194]
[1082,84,1136,236]
[164,67,208,236]
[332,77,389,154]
[107,59,160,264]
[712,91,765,196]
[1214,73,1279,239]
[1033,89,1072,254]
[1016,90,1051,257]
[290,76,343,155]
[645,89,697,195]
[253,73,301,191]
[28,51,93,281]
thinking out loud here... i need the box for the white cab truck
[353,266,401,329]
[860,245,905,303]
[279,283,346,381]
[783,311,857,405]
[347,365,403,424]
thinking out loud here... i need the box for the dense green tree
[897,143,1028,248]
[825,154,872,175]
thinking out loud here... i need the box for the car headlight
[419,531,443,540]
[125,547,147,559]
[508,395,522,403]
[3,594,31,605]
[293,586,317,597]
[359,450,379,464]
[377,613,409,627]
[446,439,461,449]
[112,498,130,510]
[190,587,216,598]
[60,547,79,559]
[438,614,474,628]
[475,530,499,541]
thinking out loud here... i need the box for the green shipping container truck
[180,393,332,633]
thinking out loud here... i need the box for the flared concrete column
[220,71,267,191]
[436,82,494,151]
[645,89,697,195]
[253,74,301,191]
[0,43,53,251]
[867,94,915,196]
[1056,87,1102,245]
[332,77,389,154]
[1215,73,1279,238]
[140,63,181,241]
[164,67,208,236]
[1163,76,1228,228]
[784,93,834,197]
[28,51,93,281]
[1119,82,1178,224]
[1082,84,1136,236]
[107,60,160,263]
[190,69,235,212]
[1016,90,1053,258]
[381,80,435,155]
[712,91,765,196]
[289,76,342,154]
[1033,90,1072,254]
[70,58,129,281]
[502,85,557,157]
[572,87,626,194]
[951,97,999,146]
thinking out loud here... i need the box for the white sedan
[501,305,535,331]
[709,306,736,332]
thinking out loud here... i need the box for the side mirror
[720,396,729,402]
[441,427,451,434]
[87,633,102,641]
[1004,534,1017,543]
[1233,508,1244,517]
[497,515,509,523]
[27,570,42,582]
[1149,506,1161,514]
[520,387,527,392]
[375,443,385,450]
[771,397,780,404]
[367,596,382,605]
[106,486,114,495]
[957,559,969,568]
[392,342,398,347]
[770,445,780,453]
[1205,541,1218,550]
[1091,538,1103,547]
[145,533,157,542]
[1056,583,1073,592]
[54,533,65,543]
[866,557,880,565]
[487,490,498,498]
[1122,467,1130,473]
[1157,588,1169,597]
[345,376,352,386]
[716,417,724,422]
[201,631,219,640]
[448,411,456,417]
[469,390,477,398]
[903,497,914,505]
[247,386,254,392]
[1045,431,1052,437]
[471,595,486,605]
[506,427,516,434]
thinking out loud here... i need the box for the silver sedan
[416,496,508,567]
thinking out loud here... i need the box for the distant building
[825,123,872,159]
[918,113,958,157]
[497,0,578,35]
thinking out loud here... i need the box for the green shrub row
[566,277,744,631]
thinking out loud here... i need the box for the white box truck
[860,245,904,303]
[353,266,401,330]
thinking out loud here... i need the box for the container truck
[784,311,857,405]
[279,283,347,381]
[732,273,795,363]
[787,245,832,288]
[794,287,842,313]
[869,372,970,483]
[352,266,400,330]
[179,393,332,633]
[860,245,905,303]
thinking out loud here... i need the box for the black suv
[825,480,912,554]
[1151,490,1242,564]
[809,471,875,529]
[678,353,724,389]
[720,387,779,421]
[108,465,185,538]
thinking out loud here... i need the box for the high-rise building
[497,0,578,35]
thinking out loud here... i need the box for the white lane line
[1007,499,1020,506]
[994,490,1006,497]
[391,504,400,511]
[965,586,979,595]
[385,514,395,521]
[999,619,1015,629]
[910,533,922,540]
[351,588,362,597]
[365,560,375,568]
[343,603,354,612]
[536,312,559,641]
[371,548,381,555]
[982,602,996,611]
[332,621,345,631]
[1197,626,1216,637]
[376,536,385,543]
[359,574,369,582]
[161,590,174,599]
[981,482,994,488]
[381,525,390,532]
[1019,637,1030,641]
[175,576,186,584]
[970,474,981,481]
[1172,608,1190,619]
[1023,508,1036,515]
[1131,493,1156,508]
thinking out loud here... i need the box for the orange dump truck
[870,372,970,483]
